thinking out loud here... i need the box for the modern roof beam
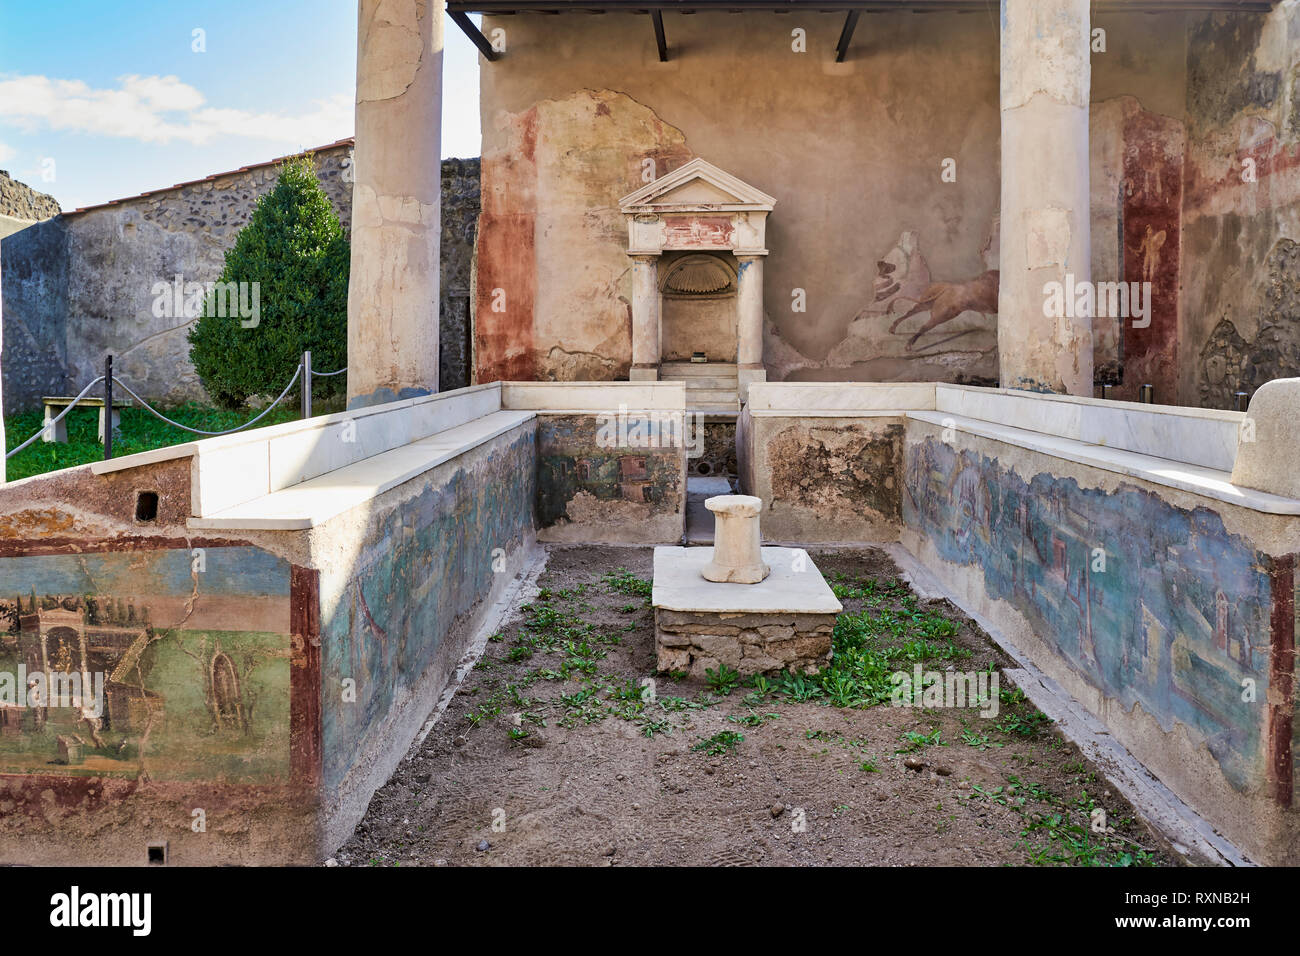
[834,9,860,62]
[652,9,669,61]
[449,9,501,60]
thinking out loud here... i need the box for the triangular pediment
[619,158,776,213]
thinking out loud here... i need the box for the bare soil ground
[333,546,1181,867]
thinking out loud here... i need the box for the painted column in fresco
[736,253,766,398]
[630,254,661,381]
[997,0,1093,394]
[347,0,445,408]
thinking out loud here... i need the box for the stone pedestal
[653,546,842,677]
[702,494,769,583]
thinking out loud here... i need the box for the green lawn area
[3,401,303,482]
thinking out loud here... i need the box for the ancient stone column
[347,0,445,409]
[0,241,5,485]
[702,494,770,584]
[629,254,661,381]
[997,0,1092,395]
[735,254,766,399]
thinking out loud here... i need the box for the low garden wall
[0,381,687,863]
[740,380,1300,865]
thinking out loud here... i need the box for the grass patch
[4,401,303,481]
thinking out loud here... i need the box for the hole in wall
[146,842,167,865]
[695,461,713,476]
[135,492,159,522]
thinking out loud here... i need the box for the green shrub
[187,156,349,408]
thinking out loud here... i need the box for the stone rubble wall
[0,170,60,223]
[1,151,481,412]
[655,609,835,678]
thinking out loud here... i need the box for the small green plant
[705,664,741,696]
[602,568,652,597]
[896,727,945,753]
[727,710,780,727]
[692,731,744,756]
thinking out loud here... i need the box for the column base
[629,366,659,382]
[737,366,767,403]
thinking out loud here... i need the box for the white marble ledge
[907,411,1300,516]
[187,411,535,531]
[652,546,843,615]
[91,442,199,475]
[747,409,908,419]
[747,382,937,413]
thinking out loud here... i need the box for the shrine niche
[618,158,775,396]
[659,253,738,362]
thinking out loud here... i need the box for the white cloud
[0,73,352,147]
[0,141,14,164]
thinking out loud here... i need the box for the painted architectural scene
[0,548,292,784]
[904,436,1274,792]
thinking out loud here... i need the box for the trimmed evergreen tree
[188,156,349,408]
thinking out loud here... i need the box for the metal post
[1140,384,1154,405]
[301,350,312,420]
[1100,383,1113,402]
[1234,391,1250,412]
[103,355,113,461]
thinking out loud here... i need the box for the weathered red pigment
[1119,108,1182,404]
[290,565,322,788]
[475,107,538,384]
[1268,554,1295,808]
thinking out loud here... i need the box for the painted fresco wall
[902,435,1292,817]
[535,413,685,544]
[316,425,536,823]
[474,10,1186,390]
[743,414,903,543]
[0,455,320,864]
[1181,4,1300,409]
[0,546,292,784]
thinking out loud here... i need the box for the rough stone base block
[655,609,836,677]
[652,546,842,677]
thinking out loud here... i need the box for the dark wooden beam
[652,9,669,61]
[449,10,501,61]
[450,2,1278,13]
[834,9,860,62]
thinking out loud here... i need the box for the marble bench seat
[187,410,536,530]
[906,410,1300,515]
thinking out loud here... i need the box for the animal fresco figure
[888,270,1000,351]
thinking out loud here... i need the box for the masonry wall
[1,151,483,412]
[312,422,537,849]
[0,459,319,865]
[474,10,1187,391]
[742,412,904,543]
[900,423,1300,864]
[534,413,686,544]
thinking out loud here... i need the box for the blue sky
[0,1,482,211]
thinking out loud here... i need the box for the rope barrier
[7,353,352,462]
[5,361,311,460]
[4,376,106,459]
[110,363,303,437]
